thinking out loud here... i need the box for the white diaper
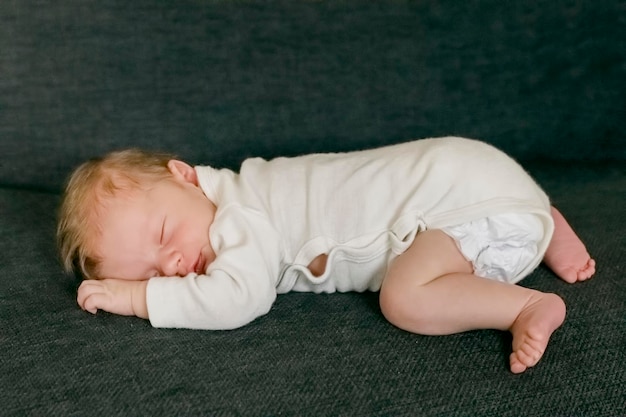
[442,212,544,284]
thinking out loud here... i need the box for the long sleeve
[146,205,283,330]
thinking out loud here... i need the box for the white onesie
[146,137,554,329]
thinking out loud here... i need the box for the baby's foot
[544,207,596,283]
[509,293,566,374]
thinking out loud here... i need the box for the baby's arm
[77,279,148,319]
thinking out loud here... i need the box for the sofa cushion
[1,163,624,416]
[1,1,624,192]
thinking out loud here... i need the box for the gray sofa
[1,1,624,416]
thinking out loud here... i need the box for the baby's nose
[161,251,184,277]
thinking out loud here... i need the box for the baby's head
[57,149,176,279]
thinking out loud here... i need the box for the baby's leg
[544,207,596,283]
[380,230,566,373]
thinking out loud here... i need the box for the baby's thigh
[379,229,472,319]
[382,229,472,290]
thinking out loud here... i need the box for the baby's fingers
[82,292,109,315]
[77,281,105,314]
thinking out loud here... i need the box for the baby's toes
[578,259,596,280]
[585,259,596,276]
[516,342,544,367]
[510,353,527,374]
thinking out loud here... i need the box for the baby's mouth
[193,254,205,275]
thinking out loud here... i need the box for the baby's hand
[77,279,148,319]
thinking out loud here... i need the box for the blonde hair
[57,148,177,279]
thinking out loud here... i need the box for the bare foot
[543,207,596,283]
[509,293,566,374]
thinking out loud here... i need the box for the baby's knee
[379,281,431,332]
[379,285,400,325]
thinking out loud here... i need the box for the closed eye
[159,217,166,245]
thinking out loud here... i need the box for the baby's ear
[167,160,198,185]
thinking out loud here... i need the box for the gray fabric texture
[1,0,624,191]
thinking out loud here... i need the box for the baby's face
[94,162,217,280]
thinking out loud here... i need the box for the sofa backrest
[1,1,624,192]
